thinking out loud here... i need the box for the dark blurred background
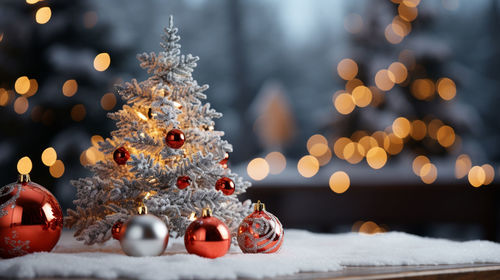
[1,0,499,241]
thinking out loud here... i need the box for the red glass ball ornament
[0,175,63,258]
[184,208,231,259]
[112,221,124,240]
[215,177,235,195]
[237,200,283,254]
[176,176,191,190]
[219,153,229,168]
[113,147,130,165]
[165,129,185,149]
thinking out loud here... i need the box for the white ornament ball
[120,214,169,257]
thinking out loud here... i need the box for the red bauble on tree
[113,147,130,165]
[237,200,283,254]
[219,153,229,169]
[215,177,235,195]
[111,221,124,240]
[165,129,185,149]
[176,176,191,190]
[184,208,231,259]
[0,174,63,258]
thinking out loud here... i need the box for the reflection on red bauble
[184,208,231,259]
[113,147,130,165]
[112,221,124,240]
[0,175,63,258]
[219,153,229,168]
[176,176,191,190]
[215,177,235,195]
[237,200,283,254]
[165,129,185,149]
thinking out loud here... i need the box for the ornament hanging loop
[201,207,212,217]
[254,200,265,211]
[137,201,148,215]
[18,173,31,183]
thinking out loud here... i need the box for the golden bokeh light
[309,143,329,158]
[351,130,368,142]
[344,13,363,34]
[94,52,111,72]
[383,133,404,155]
[329,171,350,194]
[49,160,65,178]
[468,166,485,187]
[437,77,456,101]
[84,146,104,165]
[337,58,358,80]
[0,89,10,106]
[71,104,86,122]
[265,151,286,175]
[26,0,40,4]
[366,147,387,169]
[352,86,372,107]
[385,24,404,44]
[307,134,328,152]
[62,79,78,97]
[358,136,379,154]
[15,76,30,95]
[411,79,435,100]
[100,92,117,110]
[247,158,270,181]
[334,137,352,160]
[391,16,412,37]
[375,69,396,91]
[26,79,38,97]
[14,97,29,114]
[359,221,383,234]
[481,164,495,185]
[41,147,57,166]
[315,148,332,166]
[455,154,472,179]
[398,3,418,22]
[392,117,411,138]
[410,120,426,140]
[436,125,455,147]
[343,142,365,164]
[420,163,437,184]
[412,155,430,176]
[297,155,319,178]
[427,119,443,140]
[388,62,408,84]
[372,131,388,147]
[345,79,364,93]
[35,7,52,24]
[334,93,356,115]
[17,156,32,175]
[403,0,421,7]
[91,135,104,147]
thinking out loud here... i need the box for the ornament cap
[254,200,266,211]
[202,207,212,217]
[18,173,31,184]
[137,202,148,215]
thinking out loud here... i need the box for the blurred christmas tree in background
[0,0,131,208]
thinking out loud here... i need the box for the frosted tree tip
[169,15,174,28]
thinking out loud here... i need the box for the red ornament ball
[113,147,130,165]
[219,153,229,168]
[0,175,63,258]
[165,129,185,149]
[215,177,235,195]
[237,200,283,254]
[176,176,191,190]
[112,221,124,240]
[184,208,231,259]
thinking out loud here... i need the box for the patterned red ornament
[165,129,185,149]
[219,153,229,168]
[237,200,283,254]
[184,208,231,259]
[215,177,235,195]
[111,221,124,240]
[113,147,130,165]
[0,174,63,258]
[176,176,191,190]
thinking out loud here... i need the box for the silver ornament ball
[120,214,169,257]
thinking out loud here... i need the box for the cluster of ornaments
[113,129,235,196]
[111,200,283,258]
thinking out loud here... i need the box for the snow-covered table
[1,230,500,280]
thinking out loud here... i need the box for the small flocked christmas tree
[66,17,251,244]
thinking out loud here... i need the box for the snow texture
[66,16,251,245]
[1,230,500,280]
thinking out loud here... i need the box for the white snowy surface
[1,230,500,279]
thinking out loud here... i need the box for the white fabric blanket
[1,230,500,279]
